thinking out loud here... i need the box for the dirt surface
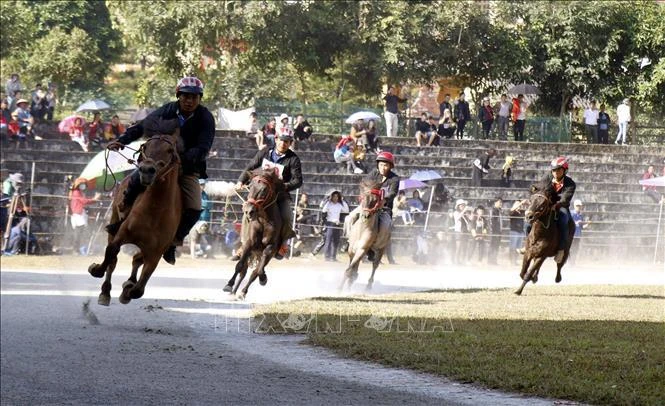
[2,255,658,405]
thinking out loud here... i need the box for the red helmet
[176,76,204,96]
[551,156,569,171]
[376,151,395,166]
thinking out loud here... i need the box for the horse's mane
[250,168,284,187]
[530,182,560,203]
[142,117,183,153]
[360,178,382,192]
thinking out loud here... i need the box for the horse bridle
[529,192,553,223]
[247,175,277,210]
[360,188,384,215]
[138,135,180,181]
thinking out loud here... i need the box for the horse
[223,168,284,300]
[514,183,575,295]
[88,120,183,306]
[339,179,391,291]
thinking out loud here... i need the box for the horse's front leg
[224,242,252,293]
[366,247,385,291]
[343,247,367,290]
[238,244,275,300]
[119,253,144,304]
[515,254,534,296]
[88,239,121,278]
[122,254,160,302]
[231,249,253,295]
[97,255,118,306]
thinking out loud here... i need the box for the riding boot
[163,209,202,265]
[106,170,145,236]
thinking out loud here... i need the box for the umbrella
[345,111,381,124]
[130,108,155,123]
[58,115,86,133]
[639,177,665,187]
[78,140,145,190]
[410,170,442,182]
[399,179,427,191]
[76,99,111,113]
[507,83,541,95]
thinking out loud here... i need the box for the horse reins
[530,192,554,229]
[361,188,384,215]
[247,175,278,210]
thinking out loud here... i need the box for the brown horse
[515,183,575,295]
[88,123,183,306]
[223,168,284,300]
[340,179,391,291]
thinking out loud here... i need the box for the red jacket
[69,189,96,214]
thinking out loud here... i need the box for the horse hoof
[365,283,373,292]
[223,284,233,293]
[236,292,246,301]
[122,280,135,290]
[514,290,522,296]
[531,275,538,284]
[98,294,111,306]
[555,275,562,283]
[88,263,104,278]
[119,294,131,305]
[259,274,267,286]
[129,288,144,300]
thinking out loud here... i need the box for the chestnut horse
[88,122,183,305]
[340,179,391,291]
[515,183,575,295]
[223,168,284,300]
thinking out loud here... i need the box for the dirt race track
[1,255,661,405]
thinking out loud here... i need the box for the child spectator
[363,119,380,153]
[451,199,471,265]
[472,148,496,187]
[321,190,349,262]
[642,165,662,203]
[69,117,88,151]
[570,199,591,265]
[469,206,489,262]
[257,117,276,150]
[11,98,33,148]
[334,135,364,174]
[501,156,515,187]
[597,104,611,144]
[393,190,414,225]
[293,114,313,143]
[88,112,104,148]
[104,115,125,142]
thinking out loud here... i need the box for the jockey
[235,131,303,260]
[534,156,576,262]
[107,76,216,265]
[362,151,400,261]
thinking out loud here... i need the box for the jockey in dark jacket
[526,156,576,262]
[107,76,215,265]
[235,131,303,259]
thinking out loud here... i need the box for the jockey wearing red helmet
[107,76,215,265]
[539,156,576,262]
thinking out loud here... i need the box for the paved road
[2,257,656,405]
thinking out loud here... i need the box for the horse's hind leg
[98,256,118,306]
[121,255,159,303]
[239,246,274,300]
[340,249,365,291]
[231,254,251,296]
[119,253,143,304]
[515,256,545,295]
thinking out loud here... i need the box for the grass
[255,285,665,405]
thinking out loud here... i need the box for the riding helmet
[550,156,569,171]
[376,151,395,166]
[176,76,204,96]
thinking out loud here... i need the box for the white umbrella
[76,99,111,113]
[345,111,381,124]
[639,177,665,187]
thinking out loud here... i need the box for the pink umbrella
[58,115,86,133]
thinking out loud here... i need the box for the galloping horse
[223,168,284,300]
[88,119,183,305]
[340,179,391,291]
[515,183,575,295]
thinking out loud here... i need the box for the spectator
[415,113,439,146]
[88,112,104,147]
[333,135,364,174]
[69,117,88,152]
[349,118,366,146]
[8,90,23,112]
[437,108,454,139]
[495,94,511,140]
[642,165,662,203]
[104,115,125,142]
[469,206,489,263]
[508,199,528,265]
[583,101,599,144]
[1,173,24,238]
[597,103,611,144]
[615,98,631,145]
[472,148,496,187]
[246,111,260,147]
[311,195,331,257]
[438,93,453,119]
[1,98,10,138]
[453,92,471,139]
[363,119,380,153]
[276,113,292,142]
[393,190,414,225]
[189,179,211,259]
[321,190,349,262]
[296,192,317,237]
[407,190,425,224]
[258,117,277,150]
[11,98,33,149]
[69,178,101,255]
[501,155,515,187]
[30,83,47,121]
[512,94,528,141]
[224,222,242,258]
[45,83,57,121]
[5,73,23,99]
[570,199,591,265]
[478,97,494,139]
[488,197,504,265]
[383,85,407,137]
[3,217,37,256]
[451,199,470,265]
[293,114,313,143]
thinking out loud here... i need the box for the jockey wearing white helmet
[107,76,216,265]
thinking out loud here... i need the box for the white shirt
[617,103,631,123]
[583,108,599,125]
[322,200,349,224]
[498,101,511,117]
[517,102,528,120]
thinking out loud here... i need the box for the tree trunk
[559,92,570,118]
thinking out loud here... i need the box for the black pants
[323,221,341,260]
[481,120,493,139]
[513,120,525,141]
[456,120,467,139]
